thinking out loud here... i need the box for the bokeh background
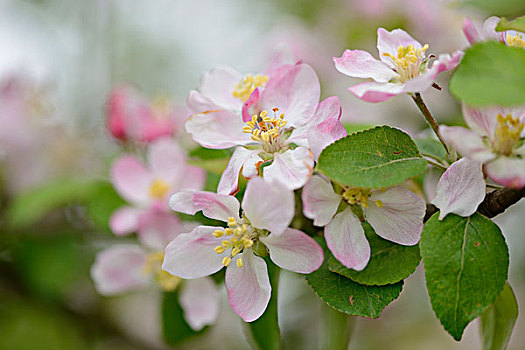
[1,0,524,349]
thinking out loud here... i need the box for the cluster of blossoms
[90,18,524,328]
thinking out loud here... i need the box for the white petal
[301,175,341,227]
[225,250,271,322]
[217,147,261,195]
[366,187,425,245]
[440,125,495,162]
[169,190,240,222]
[486,157,525,189]
[260,228,323,273]
[137,209,183,250]
[431,158,486,220]
[242,177,294,235]
[109,206,142,236]
[325,208,370,271]
[199,65,242,111]
[307,117,347,160]
[179,277,220,331]
[263,147,314,191]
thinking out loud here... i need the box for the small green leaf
[496,16,525,32]
[420,213,509,341]
[328,223,420,286]
[162,289,208,345]
[449,42,525,106]
[317,126,427,188]
[246,261,281,350]
[306,242,403,318]
[480,283,518,350]
[414,138,447,161]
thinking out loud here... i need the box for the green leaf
[480,283,518,350]
[328,223,420,286]
[317,126,427,188]
[449,42,525,106]
[343,123,375,135]
[7,178,103,227]
[420,213,509,341]
[162,288,208,345]
[306,242,403,318]
[496,16,525,32]
[86,182,126,232]
[246,261,281,350]
[414,138,447,161]
[464,0,525,17]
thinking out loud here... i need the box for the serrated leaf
[162,289,208,345]
[414,138,447,161]
[317,126,427,188]
[420,213,509,341]
[306,242,403,318]
[449,42,525,106]
[328,223,420,286]
[480,283,518,350]
[496,16,525,32]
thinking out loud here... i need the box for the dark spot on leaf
[349,295,354,305]
[376,150,383,156]
[393,150,402,155]
[474,242,480,247]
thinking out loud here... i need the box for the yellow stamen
[215,246,225,254]
[382,44,429,82]
[227,217,237,227]
[213,230,223,238]
[374,200,384,208]
[507,33,525,49]
[149,178,170,199]
[232,74,269,102]
[222,257,232,266]
[143,252,181,291]
[236,258,244,268]
[493,113,524,156]
[343,187,372,207]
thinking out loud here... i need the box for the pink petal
[225,250,271,322]
[348,81,404,103]
[301,175,341,227]
[148,138,186,184]
[109,206,143,235]
[483,16,505,42]
[241,87,261,122]
[307,117,347,160]
[179,277,220,331]
[366,186,425,245]
[431,158,486,220]
[169,190,240,222]
[111,156,153,205]
[377,28,423,67]
[137,209,183,250]
[259,63,320,128]
[462,104,498,138]
[463,17,481,45]
[162,226,225,279]
[186,90,218,112]
[402,51,463,93]
[242,177,294,235]
[199,66,243,111]
[260,228,323,273]
[185,110,252,149]
[217,147,262,195]
[333,49,397,82]
[179,165,207,192]
[486,157,525,189]
[263,147,314,191]
[325,208,370,271]
[91,245,149,295]
[440,126,495,162]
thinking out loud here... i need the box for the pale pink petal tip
[179,278,220,331]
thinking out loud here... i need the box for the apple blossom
[110,137,205,244]
[440,105,525,189]
[463,16,524,49]
[163,177,324,322]
[302,175,425,270]
[333,28,462,102]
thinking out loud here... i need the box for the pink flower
[107,86,186,143]
[333,28,462,102]
[302,175,425,270]
[186,63,340,194]
[440,105,525,189]
[110,138,205,244]
[431,158,486,220]
[163,177,324,322]
[91,224,219,331]
[463,17,524,48]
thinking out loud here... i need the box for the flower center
[342,187,383,208]
[213,217,256,268]
[492,113,524,156]
[242,108,288,153]
[144,252,181,291]
[149,178,170,199]
[382,44,429,82]
[507,33,525,49]
[232,74,269,102]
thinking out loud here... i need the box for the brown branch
[425,187,525,222]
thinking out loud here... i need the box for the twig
[411,92,449,155]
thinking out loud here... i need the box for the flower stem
[321,305,355,350]
[410,93,449,155]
